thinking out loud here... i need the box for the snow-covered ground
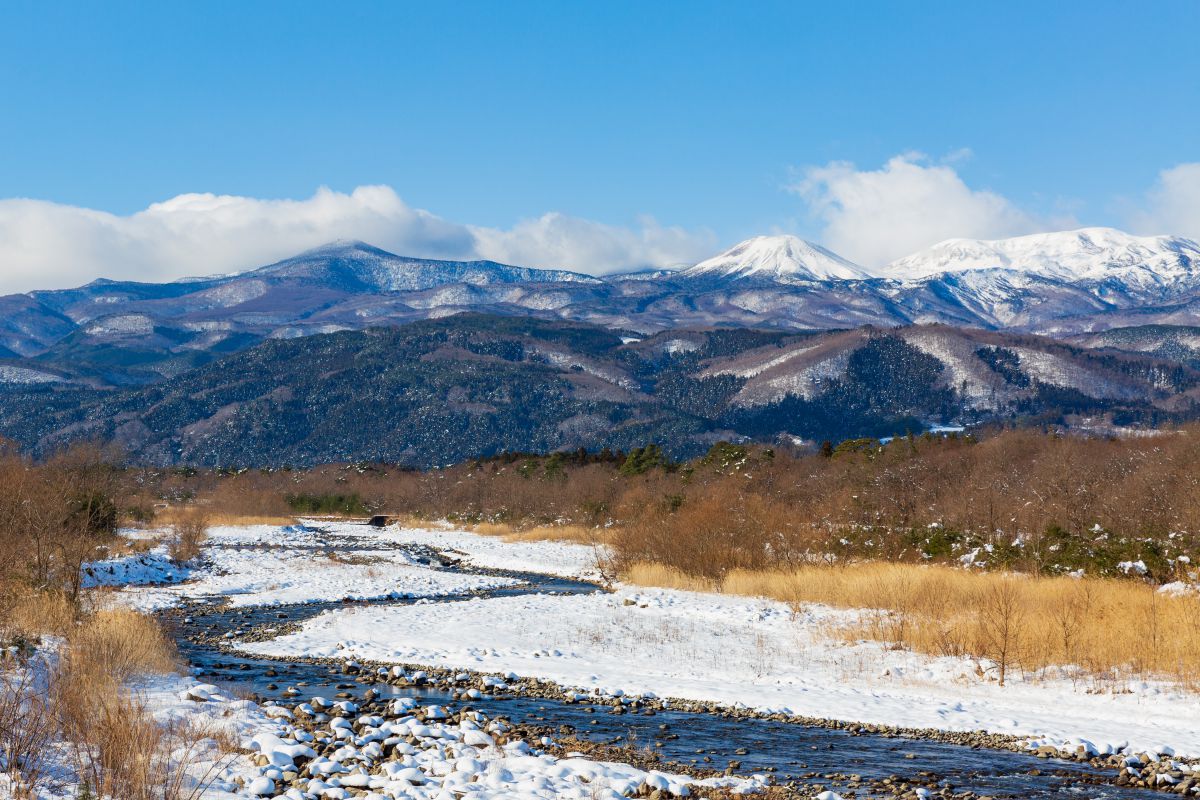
[83,548,190,587]
[385,524,603,579]
[19,519,1200,799]
[98,523,520,611]
[241,525,1200,761]
[5,523,729,800]
[0,649,279,800]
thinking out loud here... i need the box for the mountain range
[1,314,1195,467]
[5,227,1200,388]
[5,227,1200,463]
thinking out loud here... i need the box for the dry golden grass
[53,609,228,799]
[61,689,226,800]
[65,609,178,685]
[153,508,295,527]
[622,562,718,592]
[1,607,226,800]
[470,522,615,546]
[1,589,76,640]
[104,536,158,558]
[624,561,1200,687]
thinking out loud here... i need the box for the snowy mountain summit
[682,235,875,282]
[885,228,1200,290]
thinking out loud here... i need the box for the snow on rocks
[81,544,187,588]
[228,692,765,799]
[57,670,745,800]
[382,522,604,579]
[182,682,230,702]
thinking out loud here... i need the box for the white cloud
[791,153,1051,267]
[0,186,714,294]
[471,212,715,274]
[1129,162,1200,240]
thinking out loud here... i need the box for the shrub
[168,513,209,564]
[619,444,667,476]
[284,492,369,515]
[64,609,178,685]
[0,664,57,796]
[69,490,120,539]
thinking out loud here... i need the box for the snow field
[97,523,521,611]
[62,521,1200,796]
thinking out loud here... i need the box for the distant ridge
[885,227,1200,288]
[8,228,1200,374]
[2,314,1196,467]
[245,240,601,292]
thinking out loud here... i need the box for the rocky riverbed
[164,571,1184,799]
[86,520,1196,799]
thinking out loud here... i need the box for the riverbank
[232,521,1200,762]
[25,518,1200,799]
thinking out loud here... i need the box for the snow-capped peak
[884,227,1200,287]
[682,235,874,282]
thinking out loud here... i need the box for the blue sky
[0,1,1198,290]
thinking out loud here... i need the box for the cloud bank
[793,154,1200,268]
[2,160,1198,294]
[791,153,1052,267]
[1129,162,1200,241]
[0,187,716,294]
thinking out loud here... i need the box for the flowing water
[163,530,1163,800]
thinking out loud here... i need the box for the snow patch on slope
[528,344,639,391]
[1013,347,1140,401]
[0,365,63,384]
[901,330,1001,408]
[704,344,818,379]
[730,351,852,406]
[82,313,155,336]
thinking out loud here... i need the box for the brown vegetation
[2,603,224,800]
[0,450,221,800]
[167,512,209,564]
[55,609,223,800]
[0,666,57,797]
[0,441,123,604]
[626,561,1200,687]
[470,522,616,546]
[116,428,1200,582]
[155,508,295,527]
[9,426,1200,699]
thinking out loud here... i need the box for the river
[160,528,1163,800]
